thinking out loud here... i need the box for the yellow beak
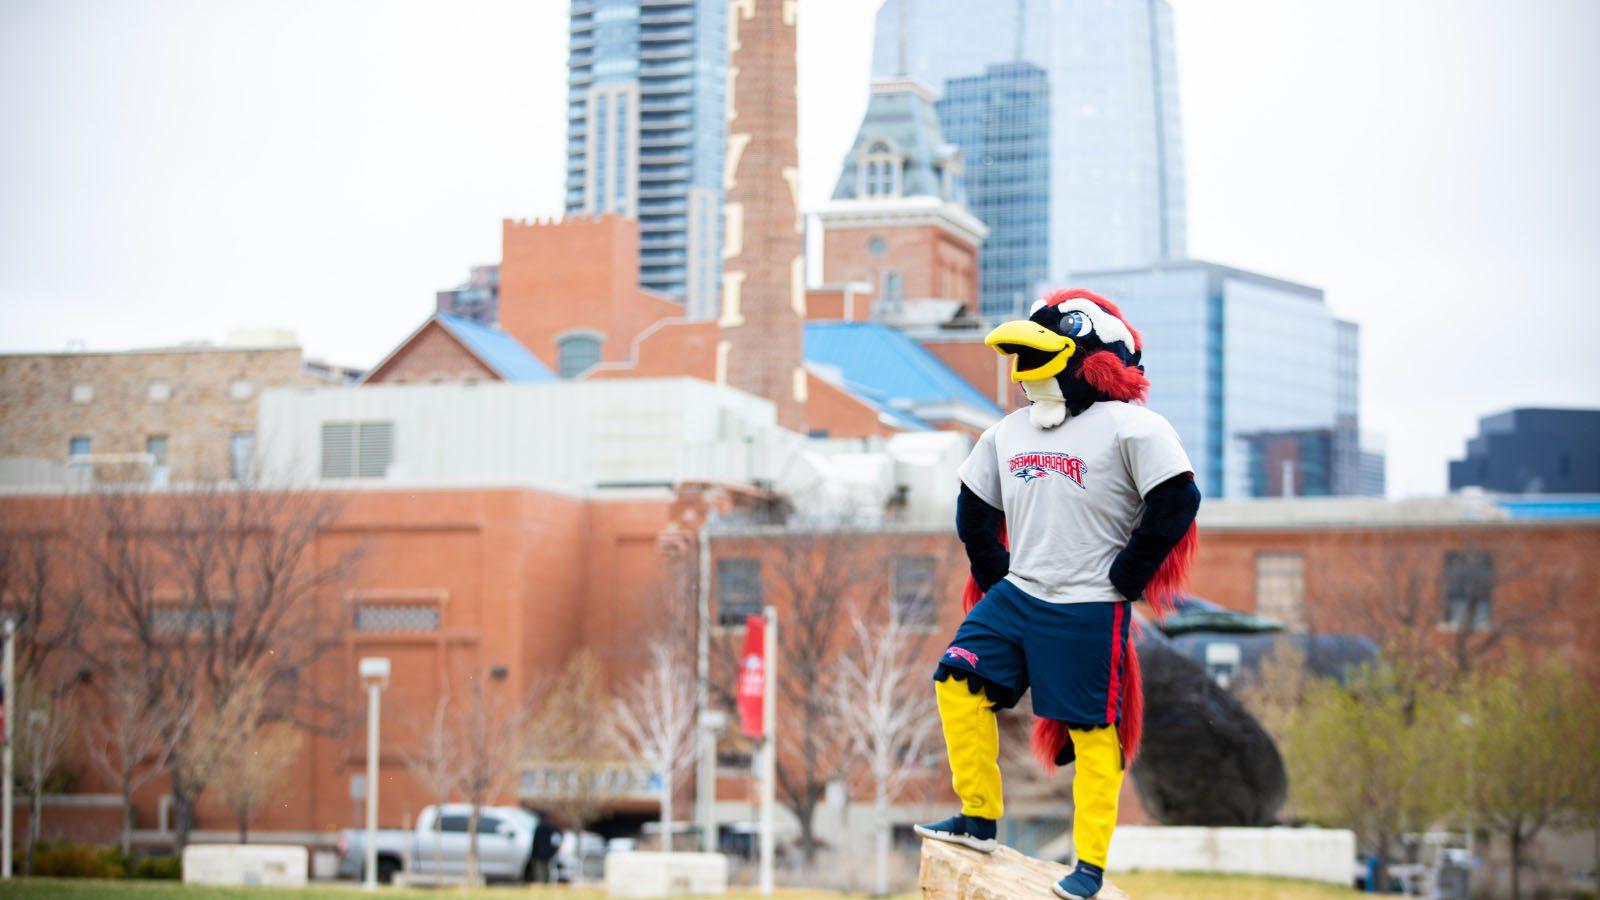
[984,320,1077,383]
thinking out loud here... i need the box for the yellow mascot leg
[1068,726,1124,868]
[935,676,1004,820]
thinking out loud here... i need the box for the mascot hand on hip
[914,289,1201,899]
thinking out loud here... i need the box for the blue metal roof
[1498,497,1600,520]
[437,314,554,383]
[804,322,1003,424]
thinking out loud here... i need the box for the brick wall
[821,222,978,307]
[0,346,329,482]
[923,340,1021,413]
[364,320,499,384]
[497,216,682,377]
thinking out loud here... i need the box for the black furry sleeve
[1109,473,1201,602]
[956,482,1009,593]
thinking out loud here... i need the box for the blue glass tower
[873,0,1187,278]
[1073,262,1367,499]
[937,62,1050,318]
[565,0,726,319]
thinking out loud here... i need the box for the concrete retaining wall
[604,851,728,897]
[1108,826,1355,884]
[182,844,309,887]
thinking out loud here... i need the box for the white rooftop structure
[255,378,967,523]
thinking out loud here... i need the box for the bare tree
[450,672,537,886]
[755,528,883,865]
[73,484,360,851]
[403,694,461,877]
[529,650,616,838]
[832,614,939,897]
[0,504,86,677]
[609,639,698,851]
[12,674,75,875]
[206,677,305,842]
[82,659,190,854]
[1308,529,1571,688]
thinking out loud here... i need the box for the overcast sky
[3,0,1597,497]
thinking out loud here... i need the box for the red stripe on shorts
[1106,602,1126,723]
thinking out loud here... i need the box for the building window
[881,269,904,310]
[145,435,169,483]
[557,334,603,380]
[891,556,937,627]
[1254,552,1305,631]
[867,236,888,257]
[229,431,255,481]
[68,436,92,459]
[70,384,94,404]
[716,558,763,627]
[320,421,394,479]
[230,380,254,400]
[858,140,903,198]
[354,603,441,633]
[148,381,172,402]
[1443,550,1493,630]
[150,604,234,635]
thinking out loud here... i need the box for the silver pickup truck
[335,803,558,883]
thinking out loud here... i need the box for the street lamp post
[358,657,390,890]
[2,616,14,880]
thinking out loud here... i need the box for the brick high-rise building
[718,0,806,432]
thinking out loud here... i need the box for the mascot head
[984,288,1150,428]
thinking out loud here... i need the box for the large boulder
[1131,639,1287,825]
[919,839,1129,900]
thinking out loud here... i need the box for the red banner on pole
[737,614,766,738]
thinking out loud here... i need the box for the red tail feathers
[1118,636,1144,763]
[1142,520,1198,620]
[1031,718,1070,770]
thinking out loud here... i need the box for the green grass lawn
[0,874,1359,899]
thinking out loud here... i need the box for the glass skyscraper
[1073,262,1372,499]
[873,0,1187,278]
[938,62,1050,318]
[565,0,725,319]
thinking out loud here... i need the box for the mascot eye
[1028,298,1048,316]
[1062,310,1093,338]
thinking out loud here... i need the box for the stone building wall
[0,345,331,482]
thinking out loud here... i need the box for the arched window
[556,333,602,379]
[858,140,902,198]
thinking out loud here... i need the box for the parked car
[335,804,550,884]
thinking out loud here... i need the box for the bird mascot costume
[914,289,1201,899]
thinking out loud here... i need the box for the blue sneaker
[913,813,998,853]
[1051,862,1105,899]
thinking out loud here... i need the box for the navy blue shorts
[934,580,1132,727]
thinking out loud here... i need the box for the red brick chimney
[719,0,806,432]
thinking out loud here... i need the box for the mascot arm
[1110,473,1201,602]
[956,482,1009,592]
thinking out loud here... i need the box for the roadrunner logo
[1008,452,1087,488]
[945,647,979,667]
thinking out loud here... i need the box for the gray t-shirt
[958,401,1193,604]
